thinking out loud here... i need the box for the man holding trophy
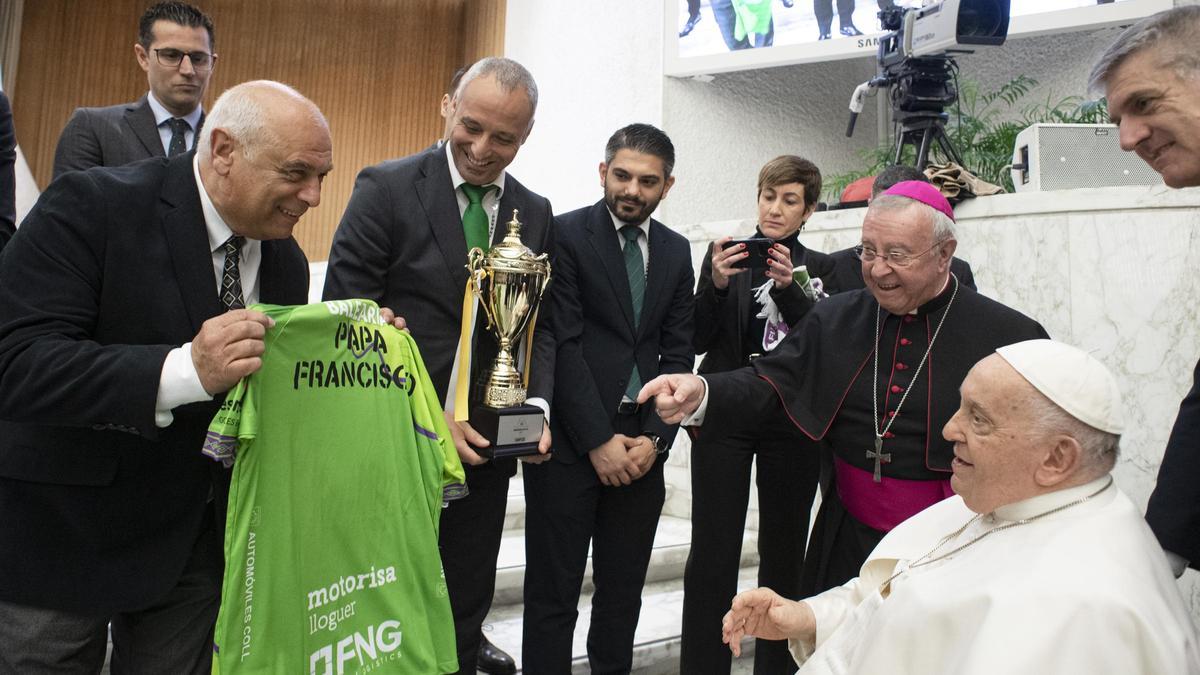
[521,124,695,673]
[323,57,553,675]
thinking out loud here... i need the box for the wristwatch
[643,432,669,455]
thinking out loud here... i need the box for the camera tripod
[848,55,968,171]
[891,110,966,169]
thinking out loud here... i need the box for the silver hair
[1088,5,1200,95]
[1028,389,1121,473]
[198,80,321,161]
[867,193,957,242]
[453,57,538,120]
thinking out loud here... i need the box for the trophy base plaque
[469,402,544,459]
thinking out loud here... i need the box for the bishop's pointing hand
[637,374,706,425]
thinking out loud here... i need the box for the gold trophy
[466,209,552,458]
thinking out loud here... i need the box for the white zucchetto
[996,339,1125,434]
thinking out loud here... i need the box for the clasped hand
[589,434,657,486]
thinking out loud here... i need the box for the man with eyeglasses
[53,1,215,179]
[640,181,1047,604]
[824,165,976,294]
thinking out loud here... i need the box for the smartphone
[722,237,773,269]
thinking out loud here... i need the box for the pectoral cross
[867,436,891,483]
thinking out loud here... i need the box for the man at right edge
[1090,5,1200,579]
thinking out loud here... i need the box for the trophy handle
[466,247,497,330]
[538,257,552,297]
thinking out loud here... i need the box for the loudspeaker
[1011,123,1162,192]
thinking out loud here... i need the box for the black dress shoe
[478,634,516,675]
[840,24,864,36]
[818,31,832,39]
[679,13,701,37]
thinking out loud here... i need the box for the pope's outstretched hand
[721,587,816,657]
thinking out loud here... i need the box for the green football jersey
[205,299,465,674]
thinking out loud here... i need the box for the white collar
[192,155,236,251]
[443,141,506,196]
[147,92,203,132]
[992,475,1114,522]
[608,208,650,238]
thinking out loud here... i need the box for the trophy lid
[468,208,550,279]
[489,209,535,261]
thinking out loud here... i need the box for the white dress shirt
[152,156,263,427]
[146,92,203,155]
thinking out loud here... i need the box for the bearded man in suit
[521,123,695,674]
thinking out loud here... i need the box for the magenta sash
[834,457,953,532]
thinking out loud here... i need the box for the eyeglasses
[855,241,946,268]
[153,48,216,72]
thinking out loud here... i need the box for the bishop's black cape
[703,277,1048,592]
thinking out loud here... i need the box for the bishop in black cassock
[643,182,1047,596]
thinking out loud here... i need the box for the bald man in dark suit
[324,57,553,675]
[0,81,324,673]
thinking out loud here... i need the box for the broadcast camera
[847,0,1011,169]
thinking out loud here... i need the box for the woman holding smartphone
[680,155,833,674]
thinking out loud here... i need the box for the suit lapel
[640,220,671,339]
[195,111,206,150]
[586,202,636,333]
[259,242,286,303]
[160,154,222,334]
[495,189,518,247]
[733,259,751,356]
[415,148,470,289]
[126,96,164,158]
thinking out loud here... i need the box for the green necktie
[621,225,645,399]
[461,183,497,253]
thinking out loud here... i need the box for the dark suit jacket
[322,146,555,475]
[0,90,14,250]
[0,153,308,612]
[52,95,204,180]
[824,245,976,293]
[1146,357,1200,571]
[694,237,835,375]
[549,200,695,463]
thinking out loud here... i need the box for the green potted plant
[826,75,1110,200]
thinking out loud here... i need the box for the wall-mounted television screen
[665,0,1172,77]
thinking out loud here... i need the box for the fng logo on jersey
[310,621,402,674]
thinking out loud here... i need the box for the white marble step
[483,565,762,674]
[492,514,758,607]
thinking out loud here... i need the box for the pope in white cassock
[721,339,1200,674]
